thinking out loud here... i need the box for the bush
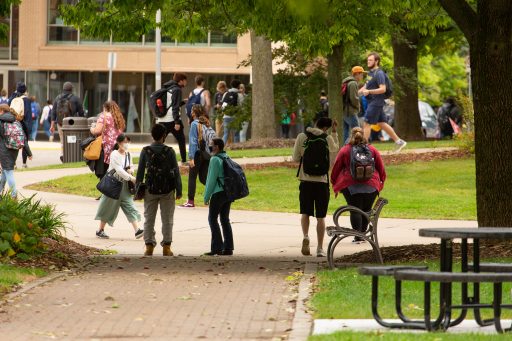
[0,194,66,259]
[455,91,475,154]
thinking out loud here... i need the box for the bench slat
[394,270,512,283]
[359,265,428,276]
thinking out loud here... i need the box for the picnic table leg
[493,282,505,333]
[472,238,494,327]
[395,280,424,323]
[450,238,469,327]
[433,238,453,328]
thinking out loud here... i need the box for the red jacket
[331,144,386,194]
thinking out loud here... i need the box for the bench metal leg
[327,236,349,269]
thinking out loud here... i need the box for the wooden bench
[326,198,388,269]
[394,270,512,333]
[358,265,429,329]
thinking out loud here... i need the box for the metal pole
[155,9,162,90]
[108,57,113,101]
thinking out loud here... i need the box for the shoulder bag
[84,115,105,161]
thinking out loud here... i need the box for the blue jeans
[239,121,249,142]
[0,169,17,198]
[343,115,360,144]
[223,116,239,144]
[208,191,233,252]
[30,120,38,141]
[42,119,52,138]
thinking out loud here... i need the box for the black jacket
[162,80,183,122]
[50,90,84,123]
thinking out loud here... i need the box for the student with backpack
[185,75,211,123]
[151,73,188,164]
[30,96,41,141]
[0,103,32,199]
[8,82,33,168]
[292,117,339,257]
[203,138,248,256]
[181,104,216,208]
[136,124,182,256]
[221,79,244,144]
[341,66,364,143]
[330,127,386,243]
[49,82,84,162]
[40,100,53,141]
[358,52,407,153]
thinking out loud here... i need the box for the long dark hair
[113,133,130,150]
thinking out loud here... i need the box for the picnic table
[359,227,512,333]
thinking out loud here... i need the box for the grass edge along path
[0,264,46,297]
[26,157,476,220]
[308,330,507,340]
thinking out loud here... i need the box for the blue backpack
[216,154,249,202]
[185,89,205,120]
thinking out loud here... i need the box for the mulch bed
[6,237,100,271]
[335,241,512,264]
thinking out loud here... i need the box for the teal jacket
[204,151,227,203]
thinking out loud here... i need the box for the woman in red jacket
[331,127,386,242]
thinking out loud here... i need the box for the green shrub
[0,194,67,259]
[455,91,475,154]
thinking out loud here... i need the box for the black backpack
[300,132,329,176]
[222,91,238,107]
[56,94,72,125]
[216,154,249,202]
[149,87,172,118]
[350,144,375,181]
[185,89,205,120]
[144,146,177,195]
[382,70,393,99]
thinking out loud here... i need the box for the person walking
[136,124,182,256]
[30,96,41,141]
[8,82,32,168]
[238,83,250,142]
[203,138,234,256]
[437,97,462,138]
[342,66,364,143]
[0,89,8,104]
[95,134,142,239]
[186,75,211,123]
[280,97,291,139]
[156,73,188,164]
[358,52,407,152]
[40,100,53,141]
[50,82,84,162]
[292,117,339,257]
[0,104,32,199]
[330,127,386,242]
[90,100,126,179]
[214,81,227,137]
[221,79,244,145]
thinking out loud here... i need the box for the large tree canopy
[0,0,20,43]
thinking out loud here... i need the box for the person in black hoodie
[136,124,182,257]
[0,103,32,198]
[156,73,188,164]
[8,82,32,168]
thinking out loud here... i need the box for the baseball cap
[351,66,365,74]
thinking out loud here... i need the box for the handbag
[84,115,105,161]
[80,136,96,151]
[133,183,146,200]
[96,170,123,199]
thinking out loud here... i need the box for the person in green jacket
[341,66,364,143]
[203,138,233,256]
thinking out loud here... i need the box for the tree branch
[438,0,476,41]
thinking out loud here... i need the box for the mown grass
[309,331,508,341]
[0,264,46,295]
[27,158,476,220]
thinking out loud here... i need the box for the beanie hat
[16,81,26,93]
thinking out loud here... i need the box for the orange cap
[351,66,365,74]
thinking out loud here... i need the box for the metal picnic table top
[419,227,512,240]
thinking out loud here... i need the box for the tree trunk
[250,32,276,139]
[327,43,343,142]
[470,2,512,227]
[391,31,424,140]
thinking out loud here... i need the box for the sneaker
[96,230,109,239]
[144,244,154,256]
[22,164,27,169]
[179,202,195,208]
[60,156,64,163]
[394,139,407,153]
[202,251,222,256]
[163,245,173,256]
[316,249,326,257]
[301,237,311,256]
[181,161,189,167]
[221,250,233,256]
[135,229,144,239]
[352,237,365,244]
[49,136,54,142]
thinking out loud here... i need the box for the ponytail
[349,127,368,145]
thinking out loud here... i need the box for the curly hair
[0,103,22,120]
[192,104,211,127]
[103,100,126,131]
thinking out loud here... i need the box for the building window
[210,31,237,46]
[0,4,19,60]
[48,0,78,44]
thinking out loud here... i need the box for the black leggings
[188,164,198,201]
[341,188,378,233]
[162,121,187,163]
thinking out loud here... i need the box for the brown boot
[162,245,173,256]
[144,244,154,256]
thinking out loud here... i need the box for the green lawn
[27,158,476,220]
[0,264,46,296]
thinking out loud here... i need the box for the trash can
[61,117,90,163]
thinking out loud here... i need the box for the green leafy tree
[438,0,512,227]
[0,0,19,43]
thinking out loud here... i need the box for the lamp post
[155,9,162,91]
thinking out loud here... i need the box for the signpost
[107,52,117,101]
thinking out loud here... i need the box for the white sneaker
[316,249,326,257]
[394,139,407,153]
[301,237,310,256]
